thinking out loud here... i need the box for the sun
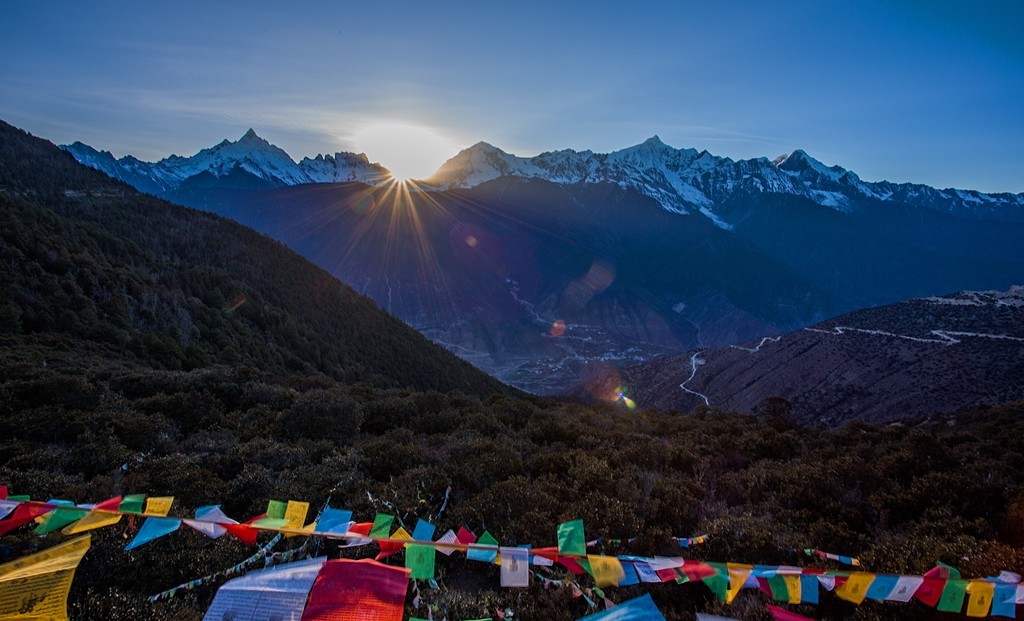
[352,122,459,182]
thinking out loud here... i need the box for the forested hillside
[2,120,1023,621]
[0,120,511,396]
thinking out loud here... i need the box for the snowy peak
[63,131,1024,225]
[63,130,391,194]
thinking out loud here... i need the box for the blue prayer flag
[126,517,181,551]
[865,575,899,600]
[316,508,352,534]
[412,518,436,542]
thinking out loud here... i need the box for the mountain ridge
[616,287,1024,424]
[63,131,1024,228]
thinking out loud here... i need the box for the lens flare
[614,385,638,410]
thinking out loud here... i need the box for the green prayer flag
[936,579,968,613]
[370,513,395,539]
[557,519,586,557]
[406,543,436,580]
[35,507,88,535]
[266,499,287,519]
[768,575,791,601]
[119,494,146,514]
[703,562,729,601]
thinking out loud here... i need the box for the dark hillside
[0,120,512,396]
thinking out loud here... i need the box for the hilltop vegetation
[2,120,1023,620]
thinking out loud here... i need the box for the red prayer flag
[758,577,775,598]
[224,523,259,546]
[300,558,410,621]
[375,540,405,561]
[0,502,53,535]
[656,567,680,582]
[680,562,718,581]
[0,485,7,499]
[349,522,372,535]
[93,496,123,511]
[914,577,946,607]
[457,527,477,545]
[767,604,818,621]
[558,556,587,575]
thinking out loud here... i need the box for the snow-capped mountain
[64,130,1023,227]
[426,137,1024,226]
[63,129,390,195]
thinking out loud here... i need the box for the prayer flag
[588,555,626,588]
[634,562,661,583]
[92,496,122,511]
[703,563,729,602]
[800,575,819,604]
[223,524,259,546]
[914,577,946,607]
[0,535,90,621]
[406,544,435,580]
[370,513,395,539]
[315,508,352,534]
[283,501,310,530]
[300,558,410,621]
[62,509,120,535]
[35,507,87,535]
[126,517,181,551]
[865,575,898,600]
[203,557,324,621]
[457,526,477,545]
[144,496,173,517]
[836,573,874,605]
[936,579,968,613]
[726,564,753,604]
[0,499,16,521]
[467,531,499,563]
[618,562,640,587]
[435,529,459,555]
[992,583,1017,618]
[375,527,411,561]
[966,580,995,617]
[412,519,435,542]
[558,520,586,557]
[0,503,53,536]
[888,576,924,602]
[500,547,530,587]
[119,494,145,514]
[576,594,666,620]
[266,500,287,520]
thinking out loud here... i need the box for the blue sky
[2,0,1021,192]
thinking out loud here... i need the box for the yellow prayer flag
[836,573,875,605]
[144,497,173,517]
[283,501,309,529]
[587,555,626,588]
[390,527,412,541]
[62,510,121,535]
[726,563,753,604]
[966,580,995,618]
[782,574,802,605]
[0,535,90,621]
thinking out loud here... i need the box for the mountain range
[63,130,1024,394]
